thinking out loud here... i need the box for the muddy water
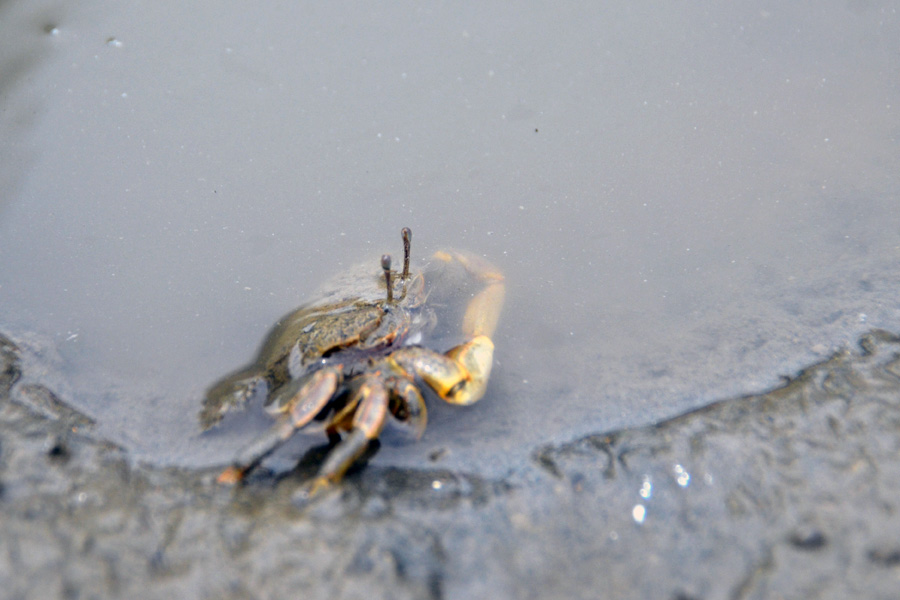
[1,1,898,475]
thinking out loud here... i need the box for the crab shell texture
[201,246,504,491]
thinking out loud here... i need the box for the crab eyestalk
[401,227,412,281]
[381,254,393,303]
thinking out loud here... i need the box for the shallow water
[1,0,898,475]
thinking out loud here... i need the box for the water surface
[1,0,898,475]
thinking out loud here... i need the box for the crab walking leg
[387,377,428,440]
[308,377,389,494]
[216,368,339,484]
[264,366,341,416]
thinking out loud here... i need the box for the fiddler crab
[201,228,504,495]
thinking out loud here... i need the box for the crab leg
[216,367,339,484]
[387,377,428,440]
[308,376,389,494]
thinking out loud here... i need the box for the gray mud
[3,328,899,599]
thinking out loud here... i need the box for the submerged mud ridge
[2,331,900,599]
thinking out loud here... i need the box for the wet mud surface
[3,329,900,599]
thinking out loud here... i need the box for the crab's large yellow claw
[387,338,495,406]
[463,281,505,339]
[433,250,506,339]
[444,335,495,406]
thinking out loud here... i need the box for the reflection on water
[1,1,898,474]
